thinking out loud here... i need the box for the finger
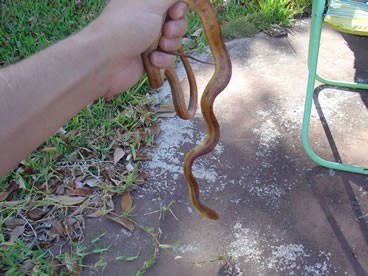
[150,51,176,68]
[159,36,182,52]
[163,17,188,39]
[168,2,189,20]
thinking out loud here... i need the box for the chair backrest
[324,0,368,36]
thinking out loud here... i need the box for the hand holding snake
[143,0,232,220]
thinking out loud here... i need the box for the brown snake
[142,0,232,220]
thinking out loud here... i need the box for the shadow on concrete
[307,166,368,276]
[309,85,368,274]
[341,33,368,107]
[313,84,368,167]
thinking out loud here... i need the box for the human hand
[84,0,189,97]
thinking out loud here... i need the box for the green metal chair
[301,0,368,174]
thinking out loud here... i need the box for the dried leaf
[156,106,175,113]
[50,196,86,206]
[67,180,76,190]
[27,207,49,220]
[53,220,65,239]
[17,177,26,189]
[134,153,151,161]
[63,128,81,139]
[157,112,176,118]
[75,176,101,188]
[63,218,72,236]
[0,200,22,208]
[64,252,74,272]
[192,27,204,37]
[107,198,114,209]
[10,225,25,239]
[150,122,161,137]
[38,242,52,249]
[51,260,61,276]
[0,182,18,201]
[107,215,134,232]
[55,183,65,195]
[24,165,33,174]
[87,209,111,218]
[121,192,132,213]
[113,147,126,165]
[4,218,25,228]
[134,171,147,185]
[126,163,134,172]
[66,188,93,196]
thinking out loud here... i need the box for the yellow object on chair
[324,0,368,36]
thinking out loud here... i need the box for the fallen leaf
[113,147,126,165]
[27,206,49,220]
[126,163,134,172]
[10,225,25,239]
[53,220,65,239]
[150,122,161,137]
[0,182,18,201]
[75,176,101,188]
[51,260,61,276]
[87,208,112,218]
[56,127,67,135]
[192,27,203,37]
[182,37,196,49]
[17,177,26,189]
[155,106,175,113]
[55,183,65,195]
[134,171,147,185]
[121,192,132,213]
[4,218,25,228]
[134,153,151,161]
[67,180,76,190]
[107,215,134,232]
[24,165,33,174]
[0,200,22,208]
[66,188,93,196]
[37,242,53,249]
[64,252,74,272]
[63,218,72,236]
[50,196,86,206]
[105,153,114,162]
[107,198,114,209]
[157,113,176,118]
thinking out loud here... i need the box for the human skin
[0,0,188,178]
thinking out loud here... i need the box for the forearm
[0,30,112,177]
[0,0,188,178]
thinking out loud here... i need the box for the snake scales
[142,0,232,220]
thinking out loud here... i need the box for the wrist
[76,26,117,99]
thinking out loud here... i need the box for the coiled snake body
[142,0,232,220]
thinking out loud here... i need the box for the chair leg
[301,0,368,175]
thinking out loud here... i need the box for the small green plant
[222,13,269,39]
[0,235,54,275]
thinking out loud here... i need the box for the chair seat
[325,0,368,36]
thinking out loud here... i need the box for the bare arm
[0,0,188,177]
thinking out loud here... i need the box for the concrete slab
[83,19,368,275]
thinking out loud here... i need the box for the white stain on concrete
[228,221,332,275]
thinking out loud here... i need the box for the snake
[142,0,232,220]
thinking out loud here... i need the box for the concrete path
[83,19,368,276]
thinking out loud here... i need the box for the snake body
[142,0,232,220]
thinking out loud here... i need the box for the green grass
[188,0,312,44]
[0,0,312,274]
[0,0,106,66]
